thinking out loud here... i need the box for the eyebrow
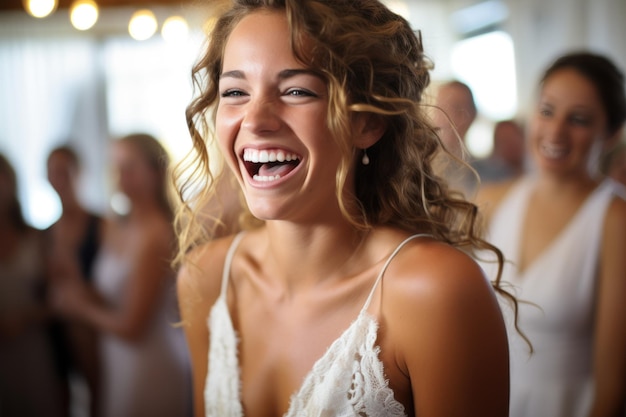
[219,68,322,81]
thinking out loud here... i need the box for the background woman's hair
[118,133,175,221]
[541,51,626,136]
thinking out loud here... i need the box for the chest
[235,297,359,415]
[219,288,410,417]
[101,221,140,258]
[517,194,588,273]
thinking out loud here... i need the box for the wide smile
[242,148,302,183]
[539,143,570,160]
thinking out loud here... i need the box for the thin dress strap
[361,234,431,313]
[219,232,246,297]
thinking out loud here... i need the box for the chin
[245,202,282,222]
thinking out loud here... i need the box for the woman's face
[216,10,342,223]
[529,68,609,178]
[111,142,158,202]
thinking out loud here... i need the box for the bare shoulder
[379,237,503,345]
[605,194,626,224]
[603,195,626,246]
[383,237,496,311]
[380,237,509,414]
[177,234,241,308]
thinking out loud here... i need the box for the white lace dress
[205,233,426,416]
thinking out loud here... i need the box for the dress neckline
[212,232,428,416]
[510,178,611,279]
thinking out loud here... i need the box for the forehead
[541,68,603,108]
[48,150,75,164]
[437,84,472,106]
[223,10,305,71]
[112,141,137,159]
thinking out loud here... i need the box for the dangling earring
[361,149,370,165]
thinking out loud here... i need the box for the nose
[241,94,282,134]
[543,116,567,142]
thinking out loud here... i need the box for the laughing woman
[173,1,517,416]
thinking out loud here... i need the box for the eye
[539,108,552,117]
[221,89,247,98]
[284,88,317,97]
[569,115,590,126]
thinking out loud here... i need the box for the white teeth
[243,148,299,163]
[253,174,281,182]
[541,145,568,159]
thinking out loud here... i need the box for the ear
[352,113,387,149]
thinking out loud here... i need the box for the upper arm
[176,239,230,417]
[388,244,509,416]
[592,197,626,413]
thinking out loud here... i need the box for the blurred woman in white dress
[51,134,191,417]
[477,51,626,417]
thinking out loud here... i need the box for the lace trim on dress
[205,233,426,417]
[285,311,407,417]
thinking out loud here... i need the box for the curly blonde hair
[173,0,524,342]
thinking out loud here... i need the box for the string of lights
[22,0,189,41]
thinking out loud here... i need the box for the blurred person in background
[46,145,103,416]
[432,80,478,159]
[473,119,526,185]
[0,152,66,417]
[477,51,626,417]
[50,134,191,417]
[431,79,480,198]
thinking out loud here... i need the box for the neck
[125,197,166,221]
[61,199,86,216]
[260,219,369,289]
[533,171,598,198]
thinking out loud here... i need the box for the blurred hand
[47,248,92,320]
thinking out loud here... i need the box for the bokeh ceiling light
[161,16,189,43]
[69,0,99,31]
[23,0,57,18]
[129,9,158,41]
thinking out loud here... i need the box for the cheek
[215,107,239,153]
[574,128,603,154]
[527,120,542,147]
[215,108,245,179]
